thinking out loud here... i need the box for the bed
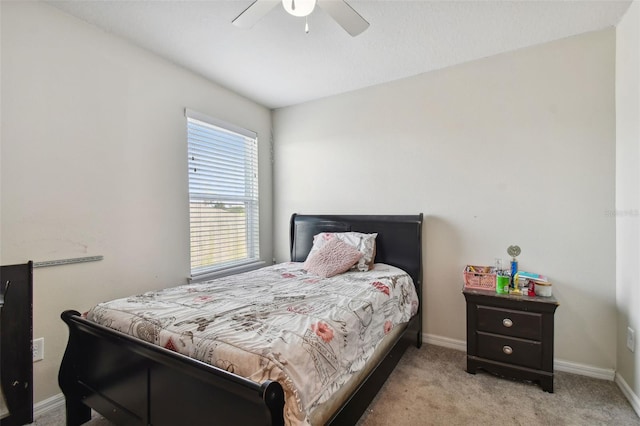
[59,213,423,425]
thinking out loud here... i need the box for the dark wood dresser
[463,288,559,392]
[1,261,33,424]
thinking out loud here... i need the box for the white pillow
[303,237,363,278]
[307,232,377,272]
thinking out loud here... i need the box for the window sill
[189,260,267,283]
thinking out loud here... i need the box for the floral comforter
[87,262,419,425]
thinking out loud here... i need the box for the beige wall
[616,0,640,408]
[273,29,617,370]
[0,1,272,403]
[1,0,631,410]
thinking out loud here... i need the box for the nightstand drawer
[477,305,542,340]
[477,332,542,370]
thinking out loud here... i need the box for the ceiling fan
[232,0,369,37]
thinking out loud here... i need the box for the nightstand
[463,288,559,392]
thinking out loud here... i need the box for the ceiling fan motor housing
[283,0,317,17]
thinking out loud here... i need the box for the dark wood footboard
[59,310,419,426]
[59,310,285,426]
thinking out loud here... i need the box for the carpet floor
[33,345,639,425]
[357,345,639,426]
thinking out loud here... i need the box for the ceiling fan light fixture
[282,0,317,17]
[233,0,369,37]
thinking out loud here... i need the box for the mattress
[86,262,419,425]
[307,321,406,425]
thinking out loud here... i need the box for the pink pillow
[303,238,363,278]
[307,232,377,271]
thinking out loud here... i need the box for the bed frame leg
[408,314,422,349]
[64,397,91,426]
[59,311,92,426]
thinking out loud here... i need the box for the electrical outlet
[627,327,635,352]
[32,337,44,362]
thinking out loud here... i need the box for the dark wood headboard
[289,214,423,287]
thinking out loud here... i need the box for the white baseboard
[33,392,64,419]
[423,333,466,352]
[615,373,640,418]
[553,359,615,381]
[423,333,616,380]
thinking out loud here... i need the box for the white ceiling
[46,0,632,109]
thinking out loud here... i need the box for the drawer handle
[503,345,513,355]
[502,318,513,328]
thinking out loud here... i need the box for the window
[186,109,259,277]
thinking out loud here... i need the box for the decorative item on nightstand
[507,245,521,293]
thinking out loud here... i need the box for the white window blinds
[186,109,260,277]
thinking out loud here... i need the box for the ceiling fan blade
[232,0,281,28]
[317,0,369,36]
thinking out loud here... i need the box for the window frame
[185,108,261,279]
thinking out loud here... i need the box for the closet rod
[33,255,103,268]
